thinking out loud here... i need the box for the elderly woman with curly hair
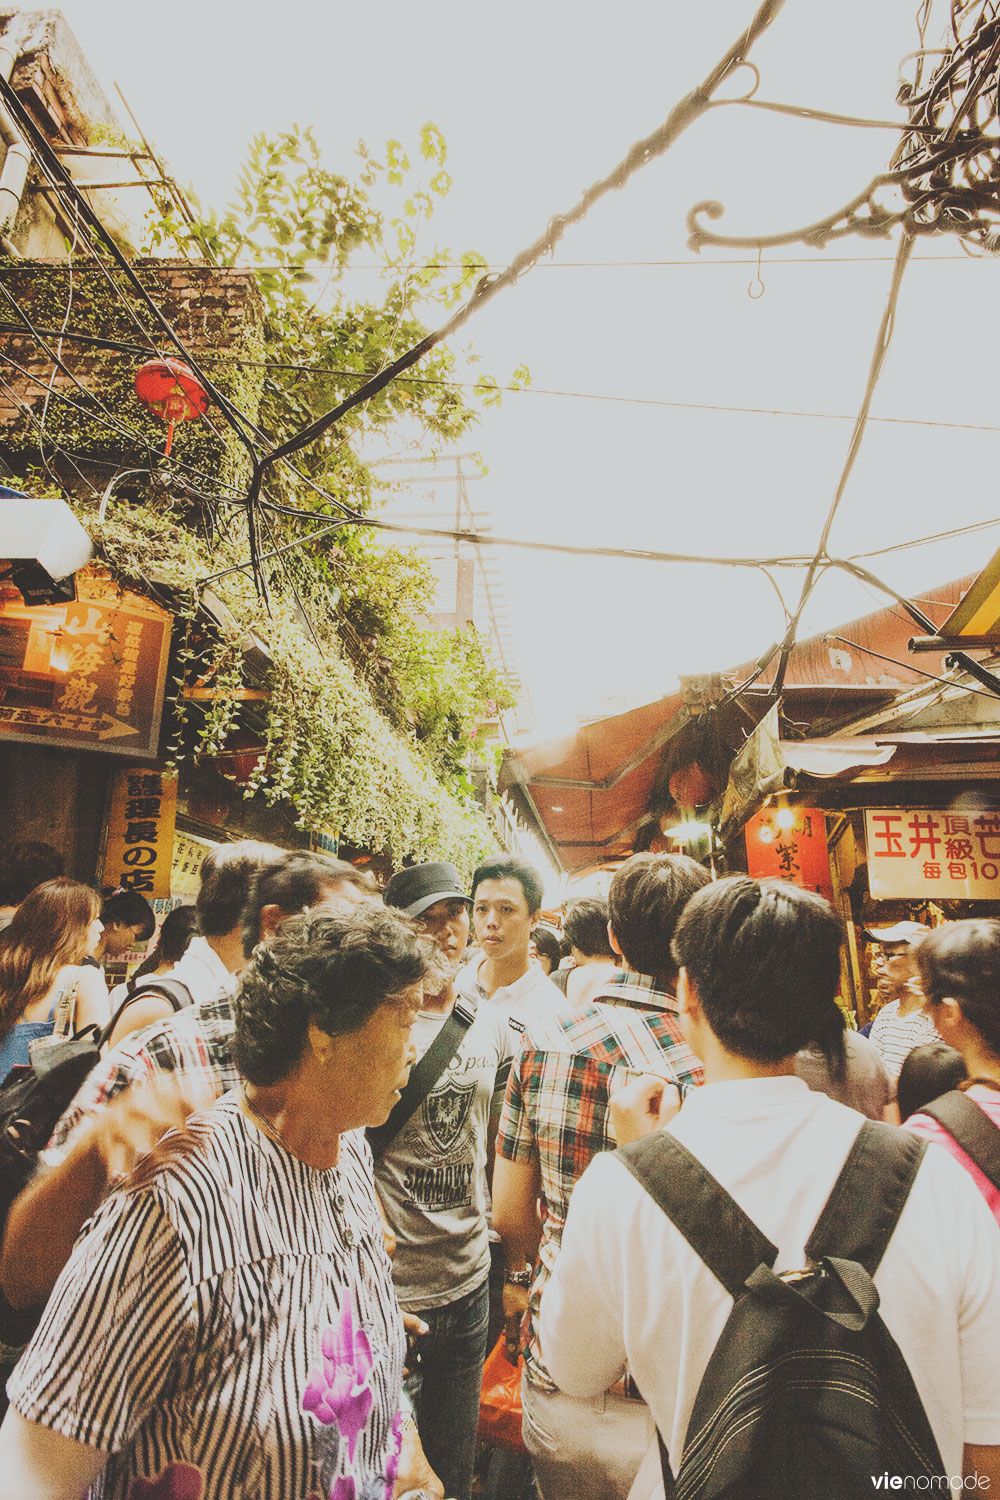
[0,900,433,1500]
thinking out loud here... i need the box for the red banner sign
[745,807,834,901]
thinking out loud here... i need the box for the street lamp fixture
[0,490,93,605]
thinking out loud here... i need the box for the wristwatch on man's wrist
[505,1267,532,1287]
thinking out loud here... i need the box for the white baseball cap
[863,921,928,945]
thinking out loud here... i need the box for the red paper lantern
[134,359,209,455]
[668,761,716,810]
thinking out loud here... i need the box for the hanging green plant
[85,495,499,876]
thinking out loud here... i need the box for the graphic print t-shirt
[375,1000,512,1310]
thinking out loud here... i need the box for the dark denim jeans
[405,1276,490,1500]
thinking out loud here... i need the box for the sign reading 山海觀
[0,577,171,757]
[865,809,1000,901]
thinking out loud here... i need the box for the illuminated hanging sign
[0,579,171,757]
[102,765,178,898]
[865,809,1000,901]
[744,807,834,901]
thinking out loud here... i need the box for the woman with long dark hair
[0,880,107,1079]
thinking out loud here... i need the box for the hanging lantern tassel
[134,358,209,456]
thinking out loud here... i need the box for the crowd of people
[0,836,997,1500]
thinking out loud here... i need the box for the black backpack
[0,976,193,1208]
[0,976,193,1353]
[919,1089,1000,1190]
[618,1120,946,1500]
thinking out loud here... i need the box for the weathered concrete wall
[0,738,112,882]
[0,8,134,256]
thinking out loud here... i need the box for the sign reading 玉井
[102,766,178,899]
[865,809,1000,901]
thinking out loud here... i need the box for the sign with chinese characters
[744,807,834,901]
[865,809,1000,901]
[102,767,178,898]
[0,579,171,757]
[310,824,340,857]
[170,831,218,903]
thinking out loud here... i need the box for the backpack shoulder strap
[50,968,81,1040]
[806,1119,927,1274]
[105,977,194,1044]
[367,995,477,1161]
[127,977,194,1012]
[918,1090,1000,1190]
[617,1132,777,1298]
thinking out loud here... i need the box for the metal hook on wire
[748,245,765,299]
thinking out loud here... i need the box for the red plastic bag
[478,1334,525,1451]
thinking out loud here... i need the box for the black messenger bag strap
[366,995,476,1161]
[805,1119,927,1273]
[919,1090,1000,1191]
[617,1132,778,1298]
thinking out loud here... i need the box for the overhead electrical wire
[237,0,789,591]
[3,0,995,711]
[0,73,263,462]
[830,555,1000,699]
[7,320,1000,437]
[0,236,252,503]
[0,346,245,499]
[0,285,245,493]
[825,634,1000,702]
[190,495,996,588]
[0,373,103,495]
[767,229,917,698]
[848,515,1000,558]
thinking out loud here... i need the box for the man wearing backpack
[539,877,1000,1499]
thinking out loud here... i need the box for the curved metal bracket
[687,5,1000,257]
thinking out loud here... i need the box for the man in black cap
[379,861,513,1500]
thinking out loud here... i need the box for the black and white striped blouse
[11,1094,406,1500]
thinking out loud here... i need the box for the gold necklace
[240,1085,294,1154]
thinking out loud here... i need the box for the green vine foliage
[144,123,530,511]
[112,120,524,875]
[90,500,500,876]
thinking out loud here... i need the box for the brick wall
[0,259,264,494]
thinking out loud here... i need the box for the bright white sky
[50,0,1000,740]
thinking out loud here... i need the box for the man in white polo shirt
[457,855,562,1044]
[540,879,1000,1499]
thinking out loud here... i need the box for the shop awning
[499,694,685,874]
[720,704,1000,831]
[502,573,988,874]
[719,706,899,835]
[935,545,1000,640]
